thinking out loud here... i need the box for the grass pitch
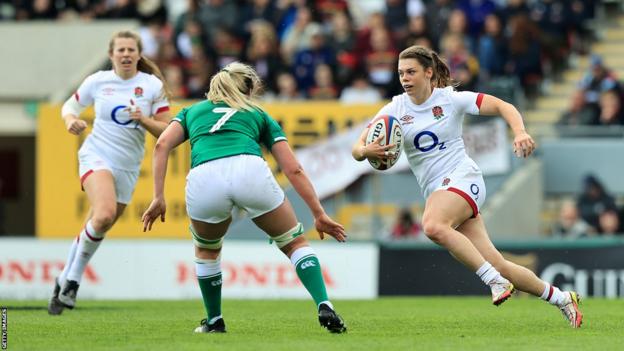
[5,297,624,351]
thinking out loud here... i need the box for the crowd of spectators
[552,174,624,238]
[558,54,624,129]
[1,0,600,104]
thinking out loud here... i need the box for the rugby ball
[365,115,403,170]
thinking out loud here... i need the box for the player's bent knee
[190,225,224,250]
[422,221,446,242]
[91,210,117,232]
[269,223,304,248]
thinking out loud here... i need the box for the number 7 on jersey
[210,107,237,133]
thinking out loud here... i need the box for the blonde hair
[108,30,172,100]
[206,62,264,111]
[399,45,456,88]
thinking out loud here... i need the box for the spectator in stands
[593,89,624,126]
[551,199,593,238]
[292,24,336,94]
[425,0,455,50]
[597,209,622,236]
[529,0,571,78]
[364,27,398,97]
[339,73,382,104]
[280,6,318,65]
[506,14,543,102]
[351,45,583,328]
[390,207,422,239]
[441,33,479,91]
[245,21,287,93]
[578,55,620,105]
[270,71,304,101]
[308,64,339,100]
[384,0,409,43]
[196,0,239,48]
[141,61,347,334]
[576,174,618,230]
[456,0,498,39]
[48,30,172,316]
[557,90,599,126]
[403,14,434,50]
[327,10,358,88]
[476,13,508,82]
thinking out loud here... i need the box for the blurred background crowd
[0,0,613,108]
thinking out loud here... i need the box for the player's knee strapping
[190,225,224,250]
[269,222,304,248]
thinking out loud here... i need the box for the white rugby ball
[365,115,403,170]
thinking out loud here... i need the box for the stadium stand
[1,0,622,240]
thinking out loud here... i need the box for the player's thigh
[423,190,474,229]
[252,198,299,237]
[191,217,232,241]
[82,170,118,215]
[456,216,505,264]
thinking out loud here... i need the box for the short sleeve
[74,73,98,106]
[370,100,398,126]
[450,90,483,115]
[150,76,170,115]
[172,107,189,140]
[260,111,287,149]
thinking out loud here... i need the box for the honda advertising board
[0,239,378,300]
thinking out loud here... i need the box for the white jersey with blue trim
[75,70,169,171]
[374,86,483,198]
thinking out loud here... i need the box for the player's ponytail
[399,45,457,89]
[108,30,172,100]
[206,62,264,112]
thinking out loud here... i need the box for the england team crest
[432,106,444,120]
[442,177,451,186]
[134,87,143,98]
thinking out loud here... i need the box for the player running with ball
[352,45,582,328]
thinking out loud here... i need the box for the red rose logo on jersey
[134,87,143,98]
[442,177,451,186]
[432,106,444,120]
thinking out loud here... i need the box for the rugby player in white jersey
[352,45,583,328]
[141,62,347,333]
[48,30,172,315]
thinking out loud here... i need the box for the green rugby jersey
[173,100,287,168]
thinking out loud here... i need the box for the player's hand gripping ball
[365,115,403,170]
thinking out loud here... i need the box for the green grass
[4,297,624,351]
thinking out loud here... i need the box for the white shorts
[185,154,285,223]
[78,149,139,205]
[430,158,486,217]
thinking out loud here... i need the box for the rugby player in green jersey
[142,62,347,334]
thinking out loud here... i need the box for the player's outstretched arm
[478,94,537,158]
[271,141,347,242]
[142,122,185,231]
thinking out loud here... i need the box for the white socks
[541,283,567,306]
[58,236,80,283]
[66,220,105,283]
[476,262,504,285]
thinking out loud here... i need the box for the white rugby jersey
[374,86,484,198]
[75,70,170,171]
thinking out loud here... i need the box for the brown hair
[398,45,456,88]
[207,62,264,112]
[108,30,172,100]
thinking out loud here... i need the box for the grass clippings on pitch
[5,297,624,351]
